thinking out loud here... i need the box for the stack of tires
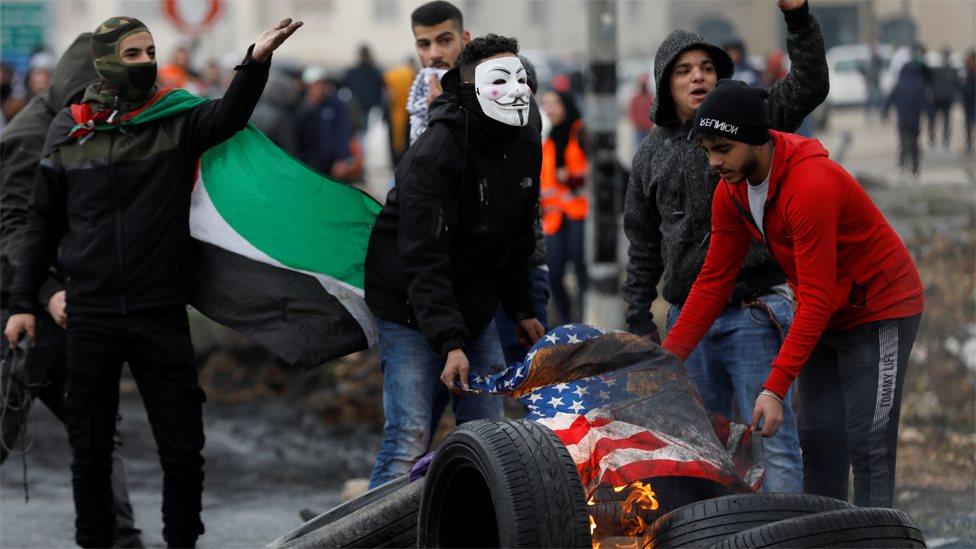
[268,419,926,548]
[268,418,592,548]
[644,493,927,548]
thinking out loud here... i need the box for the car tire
[275,478,423,548]
[645,493,855,548]
[418,418,591,548]
[712,507,926,548]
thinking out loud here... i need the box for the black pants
[927,103,952,147]
[897,127,921,175]
[65,308,205,548]
[797,314,921,508]
[1,308,142,546]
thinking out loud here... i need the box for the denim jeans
[368,319,505,488]
[546,217,587,325]
[493,267,551,366]
[667,293,803,493]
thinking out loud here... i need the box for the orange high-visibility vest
[540,119,589,235]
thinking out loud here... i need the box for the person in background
[293,66,355,179]
[343,44,386,131]
[199,59,225,98]
[859,41,884,122]
[158,44,193,89]
[406,1,469,145]
[963,50,975,152]
[629,73,654,150]
[723,39,760,86]
[541,90,588,325]
[250,69,300,155]
[384,57,416,166]
[885,58,930,180]
[928,47,959,149]
[25,51,55,100]
[762,50,787,86]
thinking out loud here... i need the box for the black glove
[627,320,662,344]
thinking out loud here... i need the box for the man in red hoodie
[664,79,923,507]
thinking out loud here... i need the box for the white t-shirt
[748,173,770,237]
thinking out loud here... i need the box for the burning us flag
[467,324,763,502]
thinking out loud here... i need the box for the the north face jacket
[622,2,829,334]
[365,67,541,356]
[9,46,270,316]
[664,131,924,397]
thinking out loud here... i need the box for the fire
[619,480,659,536]
[587,495,599,548]
[589,481,660,547]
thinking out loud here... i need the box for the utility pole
[584,0,623,329]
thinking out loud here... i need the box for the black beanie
[688,79,771,145]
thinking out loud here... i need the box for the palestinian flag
[189,123,381,368]
[70,88,381,368]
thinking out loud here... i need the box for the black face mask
[125,62,157,94]
[0,82,10,102]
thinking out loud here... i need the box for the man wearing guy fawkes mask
[5,15,302,547]
[365,34,545,487]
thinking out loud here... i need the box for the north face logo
[699,117,739,135]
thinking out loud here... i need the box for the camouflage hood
[87,16,158,108]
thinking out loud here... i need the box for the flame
[587,494,599,548]
[618,480,659,537]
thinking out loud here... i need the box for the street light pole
[584,0,624,329]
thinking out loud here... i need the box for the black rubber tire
[277,478,423,548]
[270,475,411,547]
[645,493,855,548]
[712,507,927,548]
[418,418,591,548]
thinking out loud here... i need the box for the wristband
[760,389,783,404]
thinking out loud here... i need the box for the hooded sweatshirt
[365,67,541,356]
[0,33,97,301]
[664,131,924,398]
[622,3,829,333]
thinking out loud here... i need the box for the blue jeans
[494,267,551,366]
[368,319,505,488]
[667,293,803,493]
[546,217,587,325]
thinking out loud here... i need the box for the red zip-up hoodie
[663,131,924,397]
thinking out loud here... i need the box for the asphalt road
[0,388,379,548]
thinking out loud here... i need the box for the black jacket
[365,68,542,356]
[622,3,829,333]
[9,46,270,316]
[0,33,97,303]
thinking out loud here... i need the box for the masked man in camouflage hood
[5,16,302,547]
[622,0,828,493]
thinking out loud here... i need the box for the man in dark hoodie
[623,0,828,494]
[0,33,143,549]
[4,16,301,547]
[364,34,544,488]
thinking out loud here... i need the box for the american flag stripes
[467,323,762,496]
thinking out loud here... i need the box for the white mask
[474,56,531,126]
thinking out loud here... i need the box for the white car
[825,44,895,107]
